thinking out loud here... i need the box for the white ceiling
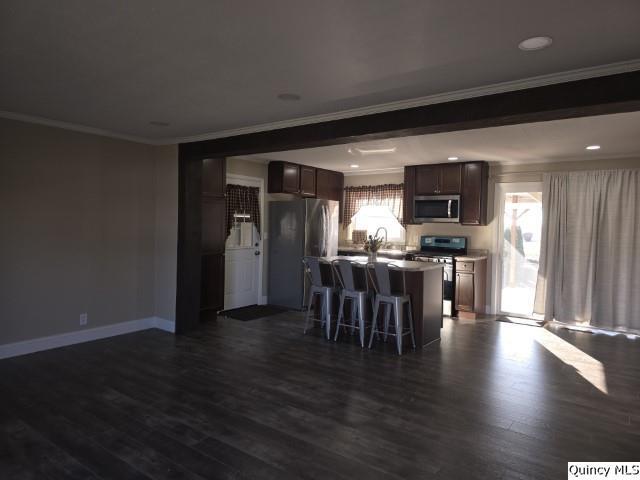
[237,111,640,171]
[1,1,640,143]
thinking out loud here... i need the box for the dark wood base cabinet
[455,257,487,319]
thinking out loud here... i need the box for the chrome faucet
[374,227,388,248]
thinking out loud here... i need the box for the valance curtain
[225,184,261,239]
[534,169,640,333]
[342,184,404,227]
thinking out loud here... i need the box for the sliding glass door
[495,182,543,318]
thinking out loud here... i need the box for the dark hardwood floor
[1,313,639,479]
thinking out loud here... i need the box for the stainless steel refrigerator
[268,199,339,309]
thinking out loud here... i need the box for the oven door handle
[443,265,453,281]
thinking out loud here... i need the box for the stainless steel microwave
[414,195,460,223]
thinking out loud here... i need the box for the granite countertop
[455,250,489,261]
[338,245,489,261]
[337,245,419,255]
[321,255,444,272]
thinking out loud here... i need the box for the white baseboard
[152,316,176,333]
[0,316,175,360]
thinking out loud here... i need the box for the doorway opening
[494,182,543,319]
[224,173,264,310]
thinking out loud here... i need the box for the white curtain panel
[534,169,640,333]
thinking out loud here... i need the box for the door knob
[255,251,261,256]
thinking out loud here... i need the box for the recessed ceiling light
[586,145,601,150]
[447,156,459,161]
[277,93,301,101]
[149,121,170,127]
[350,164,359,168]
[518,36,553,51]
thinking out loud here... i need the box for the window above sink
[349,205,405,244]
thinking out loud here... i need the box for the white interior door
[224,174,264,310]
[494,182,543,318]
[225,231,260,309]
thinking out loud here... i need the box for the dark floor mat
[220,304,289,321]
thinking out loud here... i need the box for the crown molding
[0,110,156,145]
[2,59,640,146]
[497,152,640,166]
[166,59,640,145]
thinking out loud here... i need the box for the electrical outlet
[79,313,88,326]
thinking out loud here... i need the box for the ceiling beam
[181,70,640,159]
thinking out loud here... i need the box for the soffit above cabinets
[237,111,640,172]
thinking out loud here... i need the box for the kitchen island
[319,256,444,348]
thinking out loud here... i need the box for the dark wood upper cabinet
[461,161,489,225]
[299,165,317,197]
[268,161,300,194]
[315,168,343,201]
[405,160,488,226]
[414,165,441,195]
[282,163,300,193]
[270,162,344,217]
[439,164,462,194]
[415,164,461,195]
[316,168,344,222]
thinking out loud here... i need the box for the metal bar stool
[332,259,369,347]
[302,256,335,340]
[367,262,416,355]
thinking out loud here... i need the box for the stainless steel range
[411,236,468,316]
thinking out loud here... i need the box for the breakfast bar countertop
[321,255,444,272]
[337,245,419,255]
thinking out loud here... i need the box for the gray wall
[153,144,179,321]
[0,118,177,344]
